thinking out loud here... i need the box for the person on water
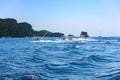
[62,37,65,40]
[35,37,39,41]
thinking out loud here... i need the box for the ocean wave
[1,37,120,80]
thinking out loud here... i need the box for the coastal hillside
[0,18,64,37]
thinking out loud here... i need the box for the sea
[0,37,120,80]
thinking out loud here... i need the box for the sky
[0,0,120,36]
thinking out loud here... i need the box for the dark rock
[80,31,89,37]
[68,34,74,37]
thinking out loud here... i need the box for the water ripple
[1,38,120,80]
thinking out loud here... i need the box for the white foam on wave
[75,45,80,49]
[72,38,97,42]
[31,38,97,43]
[31,40,69,43]
[31,38,120,44]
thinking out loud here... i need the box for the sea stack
[80,31,89,37]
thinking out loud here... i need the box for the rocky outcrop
[68,34,74,37]
[80,31,89,37]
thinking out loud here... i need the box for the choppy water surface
[0,37,120,80]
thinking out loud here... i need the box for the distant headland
[0,18,64,37]
[0,18,89,37]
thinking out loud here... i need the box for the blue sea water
[0,37,120,80]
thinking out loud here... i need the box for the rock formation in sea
[80,31,89,37]
[68,34,74,37]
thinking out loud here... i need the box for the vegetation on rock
[0,18,64,37]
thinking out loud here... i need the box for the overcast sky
[0,0,120,36]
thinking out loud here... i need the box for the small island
[0,18,64,37]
